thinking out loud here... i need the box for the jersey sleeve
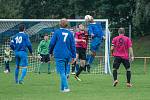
[37,41,42,54]
[10,37,15,51]
[25,34,33,54]
[127,38,132,48]
[88,25,93,36]
[49,31,57,54]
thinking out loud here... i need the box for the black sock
[113,70,117,81]
[76,66,84,77]
[72,61,76,72]
[126,71,131,83]
[87,64,90,72]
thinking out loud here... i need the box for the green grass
[0,35,150,100]
[0,59,150,100]
[133,35,150,56]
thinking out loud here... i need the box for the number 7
[62,32,68,42]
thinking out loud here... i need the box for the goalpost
[0,19,111,74]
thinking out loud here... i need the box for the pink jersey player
[75,30,88,49]
[112,34,132,60]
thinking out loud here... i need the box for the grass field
[0,35,150,100]
[0,59,150,100]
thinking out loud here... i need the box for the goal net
[0,19,111,74]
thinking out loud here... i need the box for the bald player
[111,27,134,87]
[49,18,76,92]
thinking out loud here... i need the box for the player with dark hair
[111,27,134,87]
[10,24,32,84]
[85,15,105,72]
[72,24,88,81]
[49,18,76,92]
[37,33,50,74]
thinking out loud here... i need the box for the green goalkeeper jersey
[38,40,50,55]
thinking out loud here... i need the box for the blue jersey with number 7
[49,28,76,59]
[10,32,32,54]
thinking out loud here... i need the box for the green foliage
[0,0,149,36]
[132,0,150,36]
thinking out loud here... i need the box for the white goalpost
[0,19,111,74]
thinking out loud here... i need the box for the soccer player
[4,47,11,73]
[73,24,88,81]
[85,15,104,72]
[37,34,50,74]
[111,27,134,87]
[10,24,33,84]
[49,18,76,92]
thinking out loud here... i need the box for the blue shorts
[90,37,102,52]
[15,51,28,67]
[55,58,70,75]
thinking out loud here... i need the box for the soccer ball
[84,15,93,22]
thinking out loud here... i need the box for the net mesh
[0,19,108,74]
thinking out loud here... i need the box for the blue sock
[86,54,91,64]
[20,68,27,81]
[48,63,50,72]
[60,73,68,90]
[89,55,95,64]
[75,64,79,72]
[66,64,70,75]
[15,67,19,83]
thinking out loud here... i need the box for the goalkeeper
[37,34,51,74]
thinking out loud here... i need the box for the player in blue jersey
[49,18,76,92]
[86,15,105,72]
[10,24,33,84]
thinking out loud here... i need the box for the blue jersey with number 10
[49,28,76,59]
[10,32,32,54]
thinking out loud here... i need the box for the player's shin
[20,67,27,82]
[48,62,50,74]
[60,72,69,90]
[71,61,76,73]
[15,67,19,83]
[126,70,131,83]
[38,62,43,74]
[113,69,117,81]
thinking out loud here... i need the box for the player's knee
[112,68,118,71]
[91,52,96,57]
[126,68,131,71]
[72,61,76,65]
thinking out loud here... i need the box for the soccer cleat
[126,83,132,87]
[87,65,90,73]
[75,76,81,81]
[67,75,70,79]
[113,80,118,87]
[19,80,24,84]
[62,89,70,93]
[15,80,19,84]
[71,72,76,75]
[4,70,9,74]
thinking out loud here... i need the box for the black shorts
[40,54,50,63]
[113,56,130,70]
[76,47,86,60]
